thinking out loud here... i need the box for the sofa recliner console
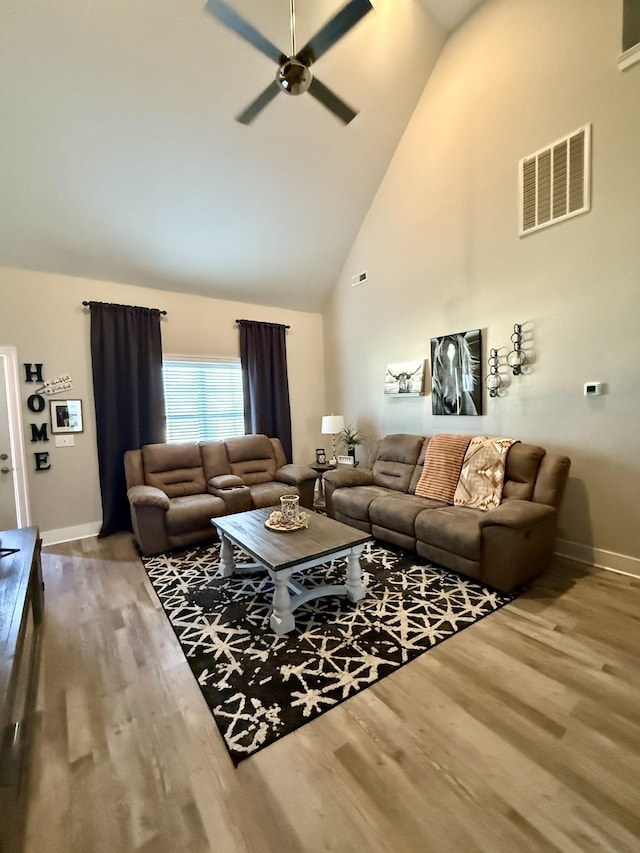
[323,433,571,592]
[125,434,318,556]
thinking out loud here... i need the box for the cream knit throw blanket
[453,436,519,511]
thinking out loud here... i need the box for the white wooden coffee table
[211,507,371,634]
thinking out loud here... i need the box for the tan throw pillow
[414,434,473,503]
[454,437,519,511]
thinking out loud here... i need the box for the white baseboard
[555,538,640,579]
[41,522,102,547]
[39,526,640,579]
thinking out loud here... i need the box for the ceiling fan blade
[236,80,281,125]
[205,0,286,65]
[307,77,357,124]
[296,0,373,67]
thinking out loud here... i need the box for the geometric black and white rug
[142,541,515,765]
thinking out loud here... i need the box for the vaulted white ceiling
[1,0,484,312]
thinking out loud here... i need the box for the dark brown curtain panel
[238,320,292,462]
[88,301,165,537]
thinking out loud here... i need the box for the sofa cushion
[248,481,299,508]
[225,434,277,485]
[408,438,430,494]
[369,493,445,537]
[532,452,571,507]
[332,485,392,523]
[371,434,424,493]
[124,449,145,489]
[200,440,231,481]
[269,437,288,469]
[415,505,483,561]
[142,442,207,497]
[165,494,226,534]
[503,444,545,501]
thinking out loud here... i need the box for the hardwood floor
[18,533,640,852]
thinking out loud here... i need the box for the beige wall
[0,268,325,539]
[324,0,640,570]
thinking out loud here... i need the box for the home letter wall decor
[24,362,50,472]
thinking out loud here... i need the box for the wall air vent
[351,271,368,287]
[519,125,591,236]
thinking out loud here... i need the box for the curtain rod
[235,318,290,329]
[82,300,167,315]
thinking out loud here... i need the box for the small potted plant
[340,423,364,463]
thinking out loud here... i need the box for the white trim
[555,538,640,578]
[41,521,102,546]
[164,353,240,364]
[0,345,32,527]
[618,42,640,71]
[37,528,640,579]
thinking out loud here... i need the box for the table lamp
[321,414,344,464]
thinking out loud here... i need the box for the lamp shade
[321,415,344,434]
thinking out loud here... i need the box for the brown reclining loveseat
[125,434,318,556]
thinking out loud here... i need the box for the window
[163,358,244,443]
[619,0,640,69]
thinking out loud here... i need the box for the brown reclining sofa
[125,434,318,556]
[323,433,571,592]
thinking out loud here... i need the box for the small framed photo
[336,455,354,466]
[315,448,327,465]
[50,399,83,434]
[384,360,425,395]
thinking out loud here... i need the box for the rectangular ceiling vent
[519,125,591,236]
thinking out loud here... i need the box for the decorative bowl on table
[264,509,309,532]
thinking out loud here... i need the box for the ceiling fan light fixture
[205,0,374,123]
[277,59,312,95]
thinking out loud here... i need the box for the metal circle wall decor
[506,323,526,375]
[485,348,502,397]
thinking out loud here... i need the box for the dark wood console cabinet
[0,527,44,853]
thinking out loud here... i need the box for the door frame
[0,346,31,527]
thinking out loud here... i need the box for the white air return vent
[351,271,368,287]
[519,125,591,236]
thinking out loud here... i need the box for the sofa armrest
[323,467,374,518]
[323,467,374,489]
[208,474,244,490]
[478,500,559,592]
[275,464,319,486]
[127,485,171,556]
[127,484,170,511]
[272,465,318,510]
[478,500,555,530]
[207,475,252,513]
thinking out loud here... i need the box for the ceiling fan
[204,0,374,125]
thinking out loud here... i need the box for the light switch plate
[55,435,75,447]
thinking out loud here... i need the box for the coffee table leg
[269,569,296,634]
[345,544,366,603]
[219,533,236,577]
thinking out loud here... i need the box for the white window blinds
[163,358,245,443]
